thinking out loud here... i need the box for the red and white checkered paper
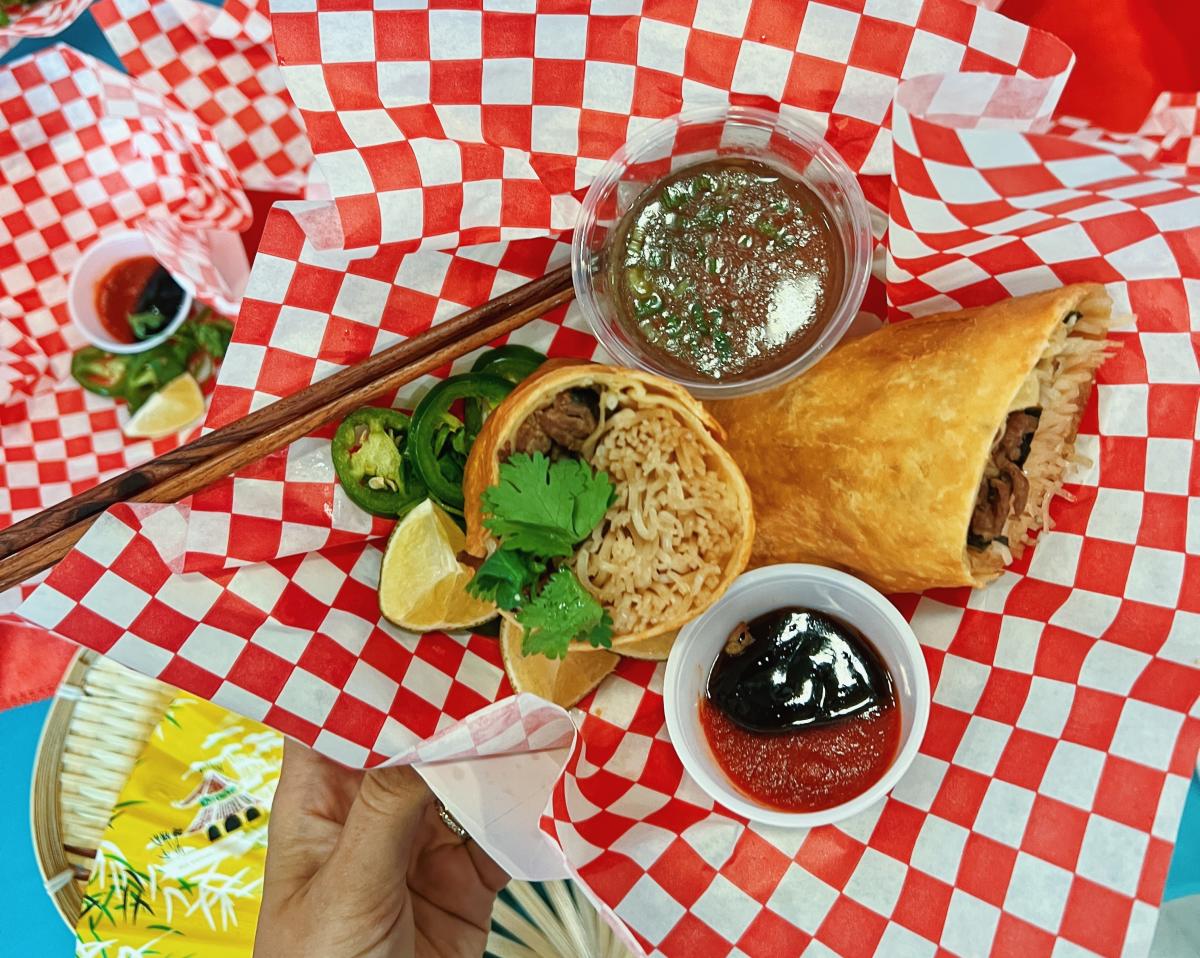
[16,3,1200,956]
[91,0,313,194]
[0,45,251,611]
[1138,92,1200,172]
[0,0,92,58]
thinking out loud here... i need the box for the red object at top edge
[1006,0,1200,131]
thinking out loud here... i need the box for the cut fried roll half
[710,284,1115,593]
[464,362,754,657]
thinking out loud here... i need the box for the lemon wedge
[605,629,677,661]
[379,499,497,632]
[122,373,205,439]
[499,618,618,708]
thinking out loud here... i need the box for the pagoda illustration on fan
[173,767,264,841]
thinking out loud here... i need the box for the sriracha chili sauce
[701,607,902,813]
[95,256,158,343]
[699,696,900,812]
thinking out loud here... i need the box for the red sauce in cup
[95,256,158,343]
[700,607,902,813]
[699,696,900,812]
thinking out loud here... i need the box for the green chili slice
[71,347,130,398]
[122,343,190,412]
[466,346,546,433]
[409,373,514,510]
[470,344,546,383]
[331,408,425,518]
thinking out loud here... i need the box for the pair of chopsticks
[0,264,575,595]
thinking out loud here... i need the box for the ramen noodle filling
[968,289,1114,578]
[527,397,742,636]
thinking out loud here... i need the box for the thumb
[320,763,430,905]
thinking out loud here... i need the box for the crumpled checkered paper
[0,0,92,57]
[91,0,312,194]
[17,3,1200,957]
[0,45,251,612]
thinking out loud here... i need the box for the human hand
[255,740,509,958]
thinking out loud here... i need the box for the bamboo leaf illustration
[107,798,147,827]
[106,852,152,884]
[131,888,156,922]
[85,886,117,926]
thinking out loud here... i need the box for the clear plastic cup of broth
[572,105,873,399]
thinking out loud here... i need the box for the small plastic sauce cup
[663,564,931,828]
[67,230,193,355]
[571,105,873,399]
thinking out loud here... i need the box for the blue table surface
[2,7,1199,956]
[5,700,75,955]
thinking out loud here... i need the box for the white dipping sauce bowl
[663,564,931,828]
[67,230,193,354]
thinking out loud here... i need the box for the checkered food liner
[0,45,252,612]
[92,0,312,194]
[269,0,942,250]
[17,3,1200,957]
[0,0,92,55]
[181,0,1191,573]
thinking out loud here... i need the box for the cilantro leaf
[516,569,612,659]
[481,453,615,557]
[466,548,543,611]
[569,464,616,541]
[193,318,234,360]
[128,307,169,340]
[488,522,576,558]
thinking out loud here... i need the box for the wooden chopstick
[0,263,575,594]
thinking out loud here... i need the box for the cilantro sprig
[467,452,615,659]
[481,454,615,556]
[518,570,613,659]
[470,548,543,612]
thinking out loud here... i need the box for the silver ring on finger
[435,799,470,842]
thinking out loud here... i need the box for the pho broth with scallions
[608,157,844,382]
